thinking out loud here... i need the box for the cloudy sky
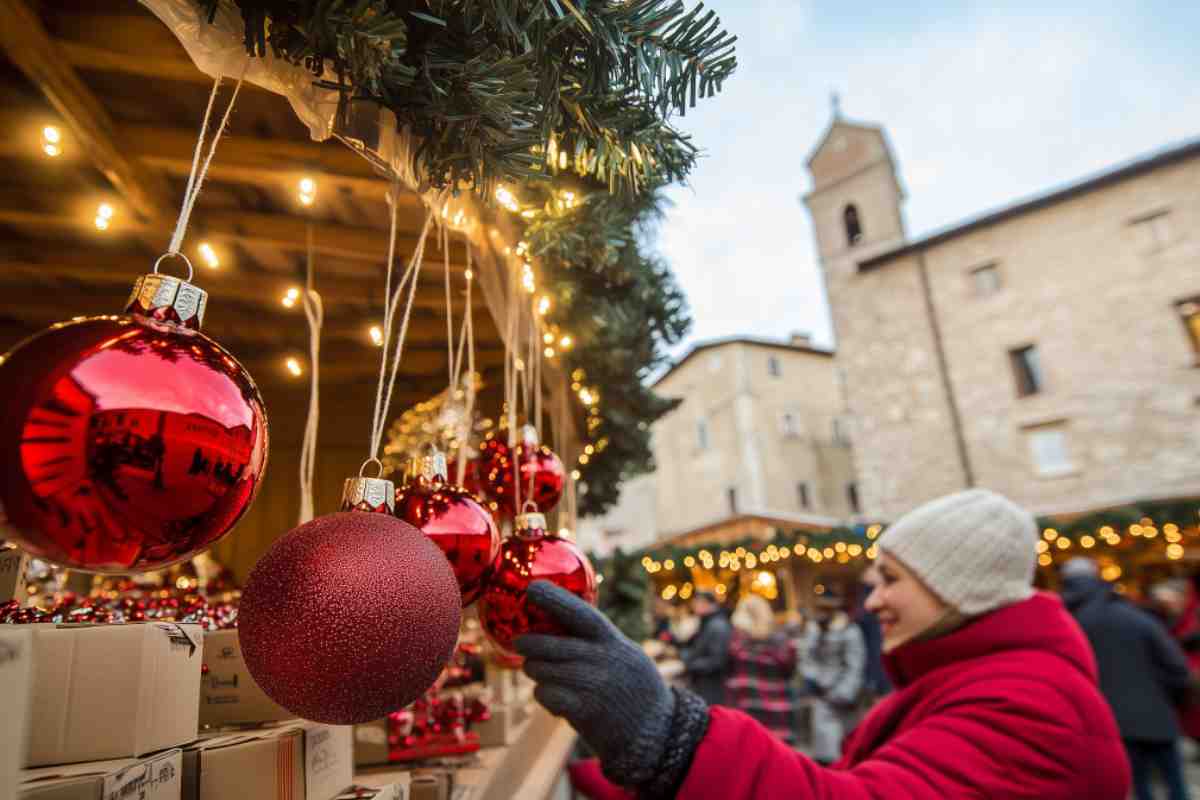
[656,1,1200,353]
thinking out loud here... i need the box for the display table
[354,704,576,800]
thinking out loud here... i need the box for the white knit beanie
[876,489,1037,616]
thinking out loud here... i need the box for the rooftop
[653,334,834,388]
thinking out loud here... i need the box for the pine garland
[193,0,734,515]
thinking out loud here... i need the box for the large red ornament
[239,478,462,725]
[394,451,499,607]
[0,273,267,573]
[478,512,597,665]
[480,426,565,517]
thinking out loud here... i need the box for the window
[696,419,710,450]
[1026,424,1074,476]
[1131,209,1171,251]
[970,263,1002,296]
[1177,298,1200,358]
[847,483,861,514]
[767,355,782,377]
[727,487,739,515]
[1009,345,1043,397]
[797,482,810,509]
[843,204,863,246]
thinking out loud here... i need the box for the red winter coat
[674,592,1130,799]
[1169,588,1200,740]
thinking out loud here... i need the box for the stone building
[581,335,858,556]
[803,115,1200,521]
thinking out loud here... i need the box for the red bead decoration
[478,513,596,664]
[238,511,462,725]
[394,453,499,607]
[0,287,267,573]
[479,427,565,516]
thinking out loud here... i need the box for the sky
[656,1,1200,354]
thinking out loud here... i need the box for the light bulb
[285,358,303,377]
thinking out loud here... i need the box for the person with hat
[796,591,865,764]
[520,489,1131,799]
[1060,558,1191,800]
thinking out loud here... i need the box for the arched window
[843,204,863,246]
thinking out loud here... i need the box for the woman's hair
[731,593,775,639]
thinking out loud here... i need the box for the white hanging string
[366,183,436,467]
[298,221,323,524]
[504,260,524,513]
[164,70,246,259]
[452,241,477,485]
[443,224,455,388]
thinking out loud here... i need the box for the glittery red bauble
[481,441,565,516]
[238,512,462,724]
[0,315,267,572]
[395,476,500,607]
[478,519,596,664]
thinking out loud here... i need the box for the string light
[537,296,551,315]
[285,357,303,377]
[544,347,555,358]
[495,185,519,212]
[197,242,219,269]
[282,287,301,308]
[369,325,384,346]
[94,202,114,231]
[298,176,316,206]
[559,335,573,349]
[42,125,61,157]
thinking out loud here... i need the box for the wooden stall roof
[0,0,578,577]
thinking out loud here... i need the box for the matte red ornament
[394,451,500,607]
[0,273,267,573]
[239,497,462,725]
[480,426,565,516]
[478,512,597,665]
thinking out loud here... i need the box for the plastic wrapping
[139,0,340,142]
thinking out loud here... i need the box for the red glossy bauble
[239,511,462,725]
[478,513,597,665]
[395,457,500,607]
[0,298,267,573]
[479,428,565,516]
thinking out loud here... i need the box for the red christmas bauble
[479,428,565,516]
[478,513,596,664]
[0,304,267,573]
[239,512,462,725]
[395,460,500,607]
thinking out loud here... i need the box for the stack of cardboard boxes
[0,621,355,800]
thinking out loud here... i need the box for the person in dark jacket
[679,590,733,706]
[1061,557,1193,800]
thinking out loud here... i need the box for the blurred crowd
[650,562,1200,800]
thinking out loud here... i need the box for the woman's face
[864,551,949,652]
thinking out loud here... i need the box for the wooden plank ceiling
[0,0,507,426]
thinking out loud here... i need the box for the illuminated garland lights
[633,499,1200,579]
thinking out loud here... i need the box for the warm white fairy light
[298,176,316,206]
[495,185,519,212]
[282,287,301,308]
[537,296,551,315]
[42,126,61,158]
[94,202,114,231]
[369,325,383,346]
[544,347,555,358]
[285,357,303,377]
[559,335,572,349]
[197,242,219,269]
[543,332,555,344]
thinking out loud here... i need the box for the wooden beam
[0,206,463,267]
[0,0,172,221]
[58,39,236,86]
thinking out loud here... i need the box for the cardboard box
[410,773,449,800]
[335,779,410,800]
[26,623,203,767]
[1,628,33,800]
[471,704,526,749]
[182,722,352,800]
[198,629,293,728]
[18,749,181,800]
[0,547,28,602]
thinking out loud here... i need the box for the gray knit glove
[515,581,681,789]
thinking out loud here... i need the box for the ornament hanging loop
[522,499,539,515]
[152,252,195,284]
[359,456,385,479]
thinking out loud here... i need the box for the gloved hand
[515,581,682,790]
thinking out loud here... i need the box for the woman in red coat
[521,489,1131,800]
